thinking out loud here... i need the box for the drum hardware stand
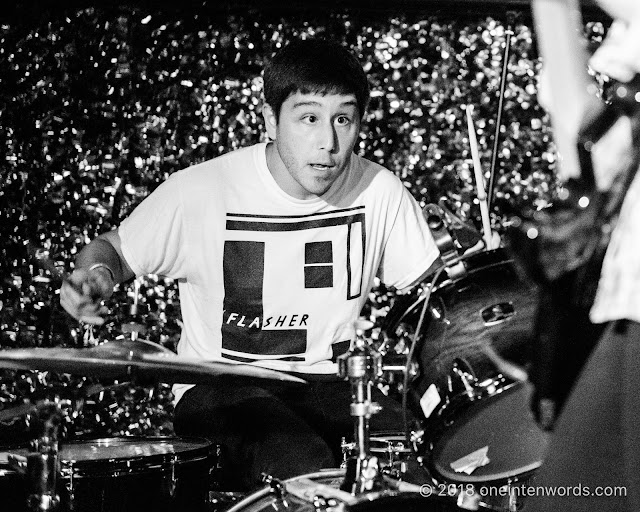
[115,281,152,384]
[424,204,466,279]
[424,203,481,281]
[381,358,419,386]
[25,401,63,511]
[436,199,484,255]
[371,332,420,393]
[120,278,148,342]
[336,319,384,495]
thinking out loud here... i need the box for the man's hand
[60,266,115,325]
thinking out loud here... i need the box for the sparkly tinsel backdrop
[0,4,607,442]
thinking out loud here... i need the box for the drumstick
[466,105,494,250]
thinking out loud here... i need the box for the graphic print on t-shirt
[221,206,366,362]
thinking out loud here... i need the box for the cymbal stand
[120,278,148,342]
[337,320,383,494]
[25,401,63,511]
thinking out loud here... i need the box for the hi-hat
[0,340,306,385]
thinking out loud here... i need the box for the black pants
[173,377,409,491]
[527,320,640,511]
[529,275,605,427]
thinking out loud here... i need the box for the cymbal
[0,340,306,385]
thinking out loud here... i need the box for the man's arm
[407,256,444,290]
[60,229,135,325]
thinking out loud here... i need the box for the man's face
[264,91,361,200]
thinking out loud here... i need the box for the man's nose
[317,122,337,152]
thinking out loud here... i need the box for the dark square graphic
[305,241,333,264]
[305,265,333,288]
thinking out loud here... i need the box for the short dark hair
[263,39,370,120]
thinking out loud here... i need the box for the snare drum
[1,436,212,512]
[225,469,466,512]
[384,249,548,509]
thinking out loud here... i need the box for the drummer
[59,38,441,491]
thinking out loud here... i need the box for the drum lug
[410,429,424,451]
[65,465,75,509]
[168,454,177,498]
[340,438,355,468]
[456,487,482,511]
[262,473,286,500]
[506,477,520,512]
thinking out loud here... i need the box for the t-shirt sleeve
[378,185,439,291]
[118,172,188,279]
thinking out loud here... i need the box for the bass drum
[383,249,549,506]
[225,469,466,512]
[0,436,212,512]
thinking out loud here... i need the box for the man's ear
[262,104,278,140]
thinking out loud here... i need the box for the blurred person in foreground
[527,0,640,510]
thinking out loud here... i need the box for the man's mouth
[310,163,335,170]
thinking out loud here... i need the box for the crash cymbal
[0,340,306,385]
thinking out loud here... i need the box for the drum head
[430,382,549,484]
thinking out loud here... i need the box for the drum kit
[0,205,550,512]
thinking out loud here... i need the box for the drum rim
[432,460,542,484]
[432,248,512,291]
[225,468,464,511]
[5,436,212,478]
[383,249,516,333]
[63,436,211,471]
[368,433,413,454]
[225,469,346,512]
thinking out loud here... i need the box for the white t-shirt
[119,143,439,400]
[588,19,640,325]
[590,170,640,324]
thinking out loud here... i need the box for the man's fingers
[60,266,115,325]
[61,283,97,310]
[61,297,103,322]
[60,277,107,323]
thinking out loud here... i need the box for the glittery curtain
[0,4,607,442]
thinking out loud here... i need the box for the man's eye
[335,116,352,126]
[303,115,318,123]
